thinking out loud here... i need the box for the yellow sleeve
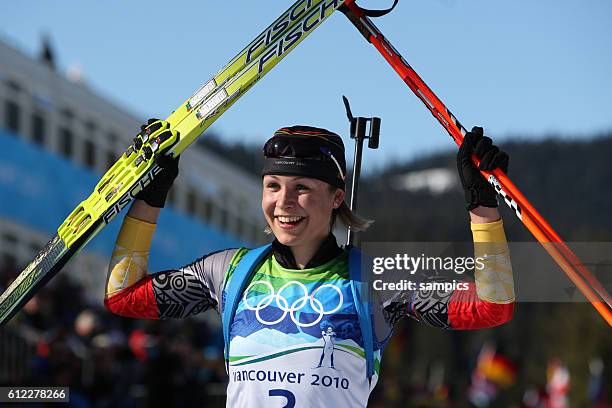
[471,219,515,304]
[105,216,156,298]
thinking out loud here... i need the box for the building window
[201,199,213,222]
[166,186,175,207]
[5,79,22,92]
[186,189,197,216]
[84,121,97,151]
[2,232,17,245]
[31,112,46,145]
[61,108,74,121]
[1,253,18,273]
[106,132,120,168]
[106,151,116,170]
[5,100,20,134]
[236,220,244,240]
[84,139,96,169]
[59,127,73,158]
[218,208,228,230]
[29,242,41,256]
[108,132,118,144]
[85,120,97,134]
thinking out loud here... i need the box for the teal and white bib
[223,249,381,408]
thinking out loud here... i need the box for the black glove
[457,126,509,211]
[135,119,180,208]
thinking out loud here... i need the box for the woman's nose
[277,186,297,208]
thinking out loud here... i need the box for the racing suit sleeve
[381,219,514,330]
[104,215,237,319]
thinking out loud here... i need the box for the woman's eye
[296,184,309,191]
[266,182,279,189]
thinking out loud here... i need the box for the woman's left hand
[457,126,509,221]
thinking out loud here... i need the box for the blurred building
[0,36,266,297]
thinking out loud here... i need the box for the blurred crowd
[0,260,228,408]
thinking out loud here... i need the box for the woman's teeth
[277,216,304,223]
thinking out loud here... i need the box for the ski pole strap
[348,246,375,380]
[222,244,272,368]
[356,0,398,18]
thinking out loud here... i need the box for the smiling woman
[262,174,343,266]
[260,126,371,267]
[103,120,515,407]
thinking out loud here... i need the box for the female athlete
[104,123,514,407]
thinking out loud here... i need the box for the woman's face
[262,175,344,248]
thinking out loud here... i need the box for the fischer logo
[102,165,163,224]
[255,0,339,74]
[246,0,315,64]
[488,175,522,220]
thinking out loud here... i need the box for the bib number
[268,389,296,408]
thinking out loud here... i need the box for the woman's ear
[333,189,345,208]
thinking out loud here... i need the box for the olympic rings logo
[242,280,343,327]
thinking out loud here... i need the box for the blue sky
[2,0,611,169]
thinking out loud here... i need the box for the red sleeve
[104,276,159,319]
[447,282,514,329]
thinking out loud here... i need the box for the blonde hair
[332,200,373,232]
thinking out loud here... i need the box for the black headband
[262,157,345,190]
[262,126,346,190]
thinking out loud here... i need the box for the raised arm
[104,202,237,319]
[103,122,235,319]
[439,217,514,329]
[381,216,514,330]
[382,127,515,330]
[104,202,160,318]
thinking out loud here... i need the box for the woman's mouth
[275,215,306,229]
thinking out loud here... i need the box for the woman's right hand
[134,119,180,209]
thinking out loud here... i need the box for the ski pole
[341,3,612,325]
[343,96,380,247]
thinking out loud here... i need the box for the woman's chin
[274,231,302,247]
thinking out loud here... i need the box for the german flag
[475,344,517,388]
